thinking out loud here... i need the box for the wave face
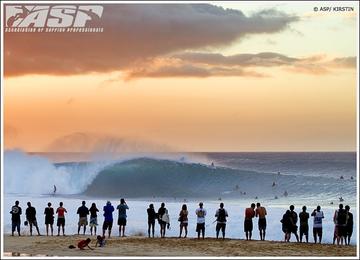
[83,157,356,200]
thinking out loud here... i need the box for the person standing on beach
[25,202,41,236]
[195,202,207,239]
[344,205,353,245]
[281,210,292,242]
[255,202,267,241]
[335,204,348,245]
[89,203,99,236]
[289,205,299,242]
[56,202,67,236]
[103,201,115,238]
[215,202,228,239]
[244,203,255,240]
[178,204,189,238]
[117,198,129,237]
[44,202,54,236]
[147,204,156,238]
[158,202,169,238]
[299,206,309,243]
[311,205,324,244]
[10,200,22,236]
[77,201,89,235]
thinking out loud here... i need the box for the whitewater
[3,150,358,244]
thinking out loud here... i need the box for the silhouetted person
[44,202,54,236]
[10,200,22,236]
[195,202,207,239]
[345,205,353,245]
[103,201,114,238]
[178,204,189,238]
[89,203,99,236]
[335,204,347,245]
[77,201,89,235]
[158,203,168,238]
[56,202,67,236]
[299,206,309,243]
[289,205,299,242]
[147,204,156,238]
[244,203,255,240]
[215,202,228,239]
[117,198,129,237]
[281,210,292,242]
[311,205,324,244]
[26,202,41,236]
[255,202,267,241]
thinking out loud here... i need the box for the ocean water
[3,150,357,245]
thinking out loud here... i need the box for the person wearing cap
[195,202,207,239]
[103,201,114,238]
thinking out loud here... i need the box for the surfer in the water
[53,185,57,195]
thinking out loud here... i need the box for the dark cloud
[5,4,298,77]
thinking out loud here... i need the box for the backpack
[217,208,226,222]
[337,209,347,225]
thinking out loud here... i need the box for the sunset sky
[3,2,358,152]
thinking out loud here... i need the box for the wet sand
[3,234,357,257]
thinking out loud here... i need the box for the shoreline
[3,234,357,257]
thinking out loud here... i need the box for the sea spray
[4,150,110,195]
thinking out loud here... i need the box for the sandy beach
[3,234,357,257]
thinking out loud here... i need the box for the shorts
[148,220,155,226]
[57,218,65,227]
[244,219,253,232]
[196,223,205,233]
[290,225,298,234]
[216,223,226,233]
[258,218,267,230]
[158,219,167,226]
[28,219,38,227]
[313,227,322,236]
[89,217,98,227]
[12,221,21,232]
[180,221,188,227]
[45,216,54,225]
[337,225,346,237]
[118,217,127,226]
[300,224,309,236]
[103,220,113,230]
[346,226,353,237]
[78,217,88,226]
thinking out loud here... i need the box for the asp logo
[5,5,103,28]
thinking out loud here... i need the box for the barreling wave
[4,150,356,201]
[83,157,356,200]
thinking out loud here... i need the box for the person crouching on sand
[78,238,93,250]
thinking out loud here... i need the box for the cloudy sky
[4,2,358,152]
